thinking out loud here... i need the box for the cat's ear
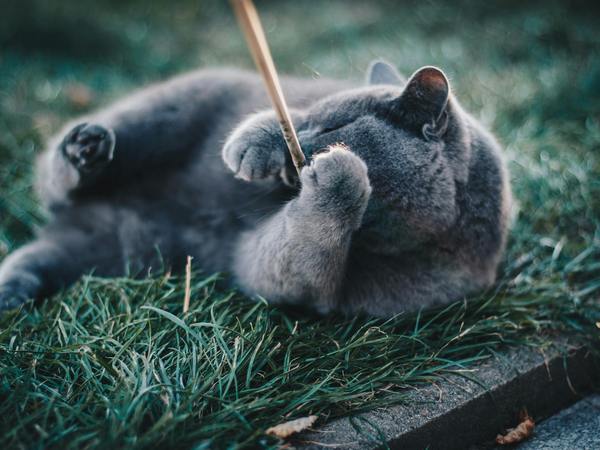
[393,66,450,138]
[367,60,405,86]
[401,66,449,121]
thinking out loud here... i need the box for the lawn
[1,0,599,448]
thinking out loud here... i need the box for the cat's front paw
[61,123,115,174]
[222,111,291,182]
[300,144,371,229]
[0,286,29,313]
[222,137,287,182]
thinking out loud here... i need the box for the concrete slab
[298,340,598,450]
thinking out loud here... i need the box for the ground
[0,0,599,448]
[518,394,600,450]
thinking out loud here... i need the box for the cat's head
[294,62,471,253]
[296,62,468,173]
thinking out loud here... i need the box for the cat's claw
[61,123,115,174]
[222,132,287,182]
[223,142,287,182]
[300,144,371,228]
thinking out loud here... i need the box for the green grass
[1,0,599,448]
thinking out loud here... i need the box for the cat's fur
[0,62,512,317]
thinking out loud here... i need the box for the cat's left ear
[367,60,405,86]
[393,66,450,138]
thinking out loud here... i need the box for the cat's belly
[109,182,291,277]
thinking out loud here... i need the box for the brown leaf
[496,410,535,445]
[266,415,318,439]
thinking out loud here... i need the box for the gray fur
[0,63,512,318]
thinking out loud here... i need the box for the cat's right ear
[367,60,405,86]
[391,66,450,139]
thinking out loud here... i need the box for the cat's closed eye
[320,124,345,134]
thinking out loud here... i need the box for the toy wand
[232,0,306,176]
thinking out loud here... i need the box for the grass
[0,0,599,448]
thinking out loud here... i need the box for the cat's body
[0,62,512,317]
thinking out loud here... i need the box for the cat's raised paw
[223,139,287,182]
[222,111,290,182]
[61,123,115,174]
[300,144,371,224]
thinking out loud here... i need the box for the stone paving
[300,340,598,449]
[515,394,600,450]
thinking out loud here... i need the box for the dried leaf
[266,415,318,439]
[496,410,535,445]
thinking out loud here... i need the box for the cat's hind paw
[61,123,115,174]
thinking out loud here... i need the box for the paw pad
[62,123,115,173]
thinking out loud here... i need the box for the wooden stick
[232,0,306,175]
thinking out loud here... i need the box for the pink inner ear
[413,68,448,100]
[420,70,447,92]
[396,67,450,122]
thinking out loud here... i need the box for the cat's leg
[232,145,372,313]
[37,74,227,207]
[0,229,121,312]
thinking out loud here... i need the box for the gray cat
[0,61,512,317]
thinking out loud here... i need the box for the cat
[0,61,512,317]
